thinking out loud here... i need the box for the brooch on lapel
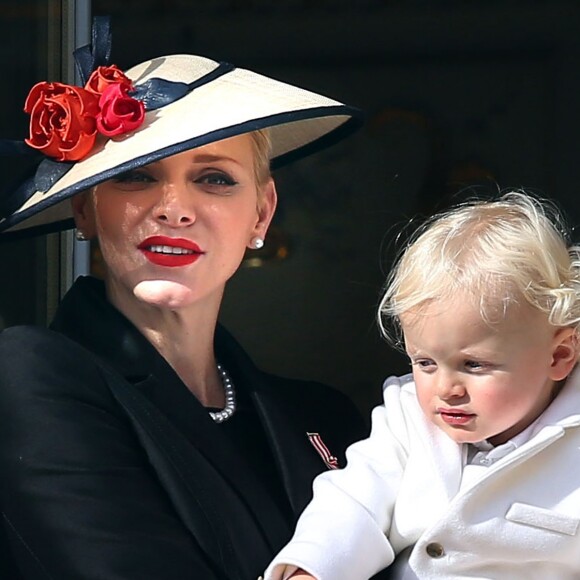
[307,432,339,470]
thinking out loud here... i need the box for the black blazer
[0,277,368,580]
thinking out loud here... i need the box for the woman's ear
[252,178,277,239]
[549,327,579,381]
[70,191,97,239]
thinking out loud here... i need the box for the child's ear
[549,327,579,381]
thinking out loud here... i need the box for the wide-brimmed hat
[0,17,362,239]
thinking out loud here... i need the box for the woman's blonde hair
[379,191,580,346]
[249,129,273,205]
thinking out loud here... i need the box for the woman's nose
[152,186,195,226]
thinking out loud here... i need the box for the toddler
[264,191,580,580]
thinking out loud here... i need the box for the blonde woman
[0,18,367,580]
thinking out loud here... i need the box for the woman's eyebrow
[145,153,242,169]
[190,154,241,166]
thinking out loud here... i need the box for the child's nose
[437,373,466,399]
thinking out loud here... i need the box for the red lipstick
[138,236,204,267]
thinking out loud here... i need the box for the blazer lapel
[218,324,367,517]
[133,356,292,551]
[251,386,327,515]
[248,371,368,516]
[103,365,280,580]
[214,325,332,516]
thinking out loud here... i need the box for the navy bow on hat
[0,16,233,224]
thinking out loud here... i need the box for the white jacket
[265,369,580,580]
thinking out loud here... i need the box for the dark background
[1,0,579,413]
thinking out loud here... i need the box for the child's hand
[288,570,316,580]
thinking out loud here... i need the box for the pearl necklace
[209,363,237,423]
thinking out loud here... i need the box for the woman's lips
[138,236,204,267]
[437,408,476,426]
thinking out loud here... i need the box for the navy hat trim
[0,104,362,239]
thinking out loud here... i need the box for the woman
[0,18,366,580]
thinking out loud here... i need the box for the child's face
[401,298,576,446]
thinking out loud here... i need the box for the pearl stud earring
[252,237,264,249]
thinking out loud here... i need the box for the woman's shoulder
[258,370,368,440]
[0,324,112,403]
[1,323,70,343]
[0,324,92,363]
[260,370,358,411]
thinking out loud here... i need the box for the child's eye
[411,359,436,371]
[464,360,489,372]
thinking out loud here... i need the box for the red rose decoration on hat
[97,83,145,137]
[85,65,132,95]
[24,82,100,162]
[23,64,145,162]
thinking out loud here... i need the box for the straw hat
[0,19,361,239]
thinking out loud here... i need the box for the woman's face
[72,134,276,313]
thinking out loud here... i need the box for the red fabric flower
[85,65,132,96]
[23,64,146,162]
[97,83,145,137]
[24,81,100,162]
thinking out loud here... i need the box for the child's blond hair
[379,191,580,345]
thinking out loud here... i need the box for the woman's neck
[106,280,226,407]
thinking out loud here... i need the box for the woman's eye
[197,172,237,188]
[113,170,155,186]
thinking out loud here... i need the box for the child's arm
[264,377,416,580]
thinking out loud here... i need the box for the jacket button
[425,542,445,558]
